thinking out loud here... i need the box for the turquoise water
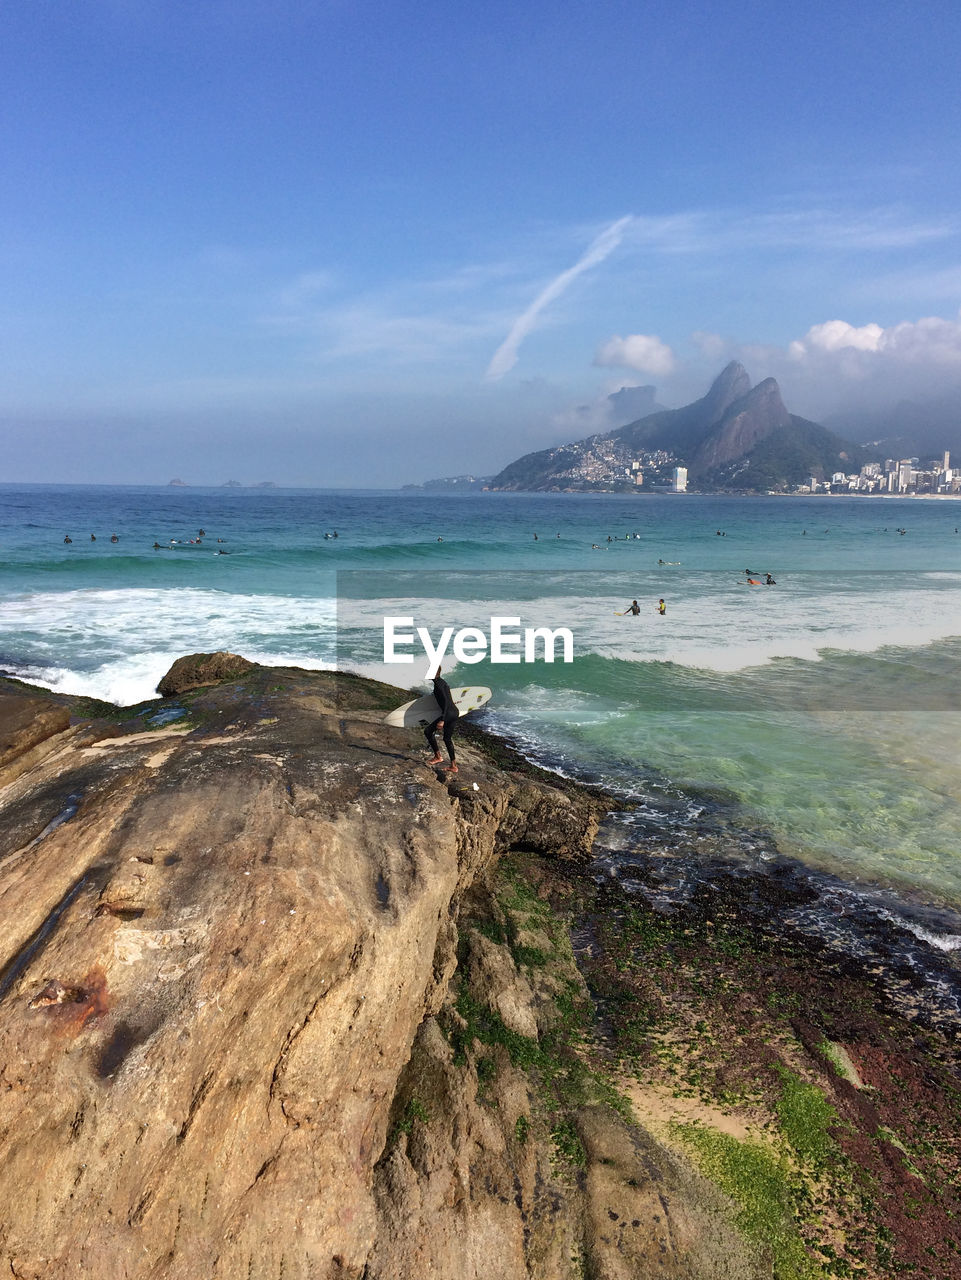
[2,483,961,916]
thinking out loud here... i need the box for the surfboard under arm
[384,686,492,728]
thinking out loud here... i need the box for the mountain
[605,383,661,421]
[489,363,867,492]
[607,360,751,461]
[701,416,867,490]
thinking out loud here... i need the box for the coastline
[463,719,961,1033]
[1,657,959,1275]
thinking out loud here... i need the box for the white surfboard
[385,686,492,728]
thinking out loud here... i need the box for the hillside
[701,415,869,490]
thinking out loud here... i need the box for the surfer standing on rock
[425,668,460,773]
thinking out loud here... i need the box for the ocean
[3,482,961,973]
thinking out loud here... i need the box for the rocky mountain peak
[701,361,752,423]
[691,375,791,475]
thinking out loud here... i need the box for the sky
[2,0,961,487]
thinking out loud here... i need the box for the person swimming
[657,599,666,615]
[624,600,640,615]
[63,535,72,544]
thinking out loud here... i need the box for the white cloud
[788,313,961,367]
[485,216,633,380]
[594,333,676,376]
[790,319,884,358]
[702,309,961,420]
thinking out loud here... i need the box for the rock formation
[689,377,791,476]
[0,663,760,1279]
[156,651,255,696]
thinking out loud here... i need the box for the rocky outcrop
[0,694,73,787]
[25,655,955,1276]
[690,377,791,475]
[156,650,255,696]
[4,662,958,1277]
[0,665,638,1280]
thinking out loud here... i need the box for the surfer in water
[657,599,666,615]
[625,600,641,615]
[425,668,460,773]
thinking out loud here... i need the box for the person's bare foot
[444,763,458,773]
[426,755,443,765]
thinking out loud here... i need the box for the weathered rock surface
[0,695,72,787]
[156,651,255,696]
[0,665,759,1279]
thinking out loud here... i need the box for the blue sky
[3,0,961,486]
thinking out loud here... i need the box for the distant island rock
[402,475,492,492]
[167,478,188,487]
[221,480,243,488]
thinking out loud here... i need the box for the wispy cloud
[257,202,958,387]
[261,268,510,369]
[485,216,633,380]
[736,207,954,252]
[613,206,955,258]
[300,302,498,365]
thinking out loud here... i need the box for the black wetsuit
[424,676,460,763]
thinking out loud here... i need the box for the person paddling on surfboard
[425,667,460,773]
